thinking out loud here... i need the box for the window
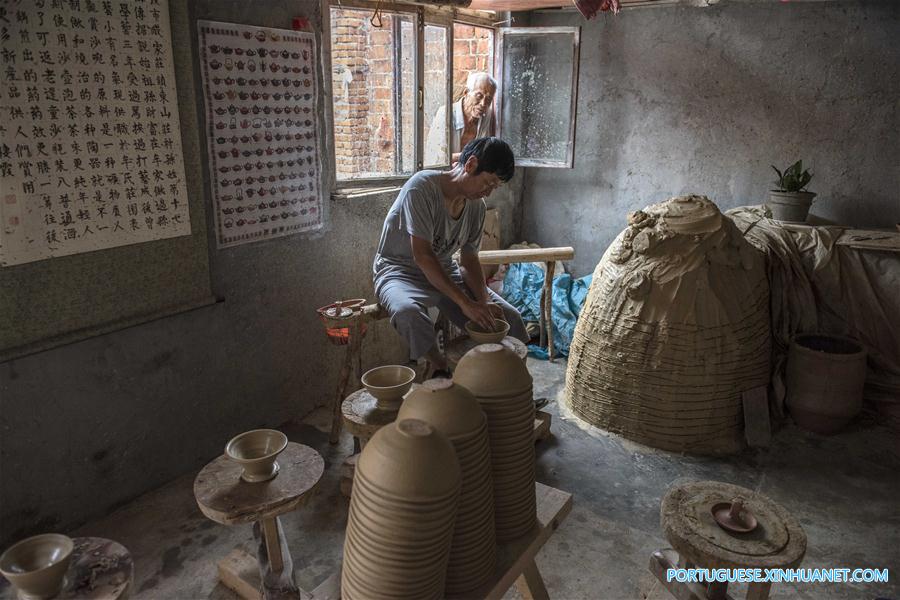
[497,27,581,168]
[329,4,497,186]
[330,7,416,180]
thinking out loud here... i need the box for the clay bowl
[397,379,485,440]
[362,365,416,410]
[343,537,448,585]
[490,459,533,475]
[353,468,460,511]
[485,402,535,417]
[465,319,510,344]
[356,419,460,501]
[343,568,443,600]
[0,534,74,600]
[342,551,445,599]
[495,498,537,520]
[349,496,457,537]
[447,543,496,571]
[349,493,457,534]
[454,343,533,399]
[349,498,457,540]
[346,524,450,564]
[225,429,288,483]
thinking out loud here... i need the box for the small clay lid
[398,379,485,439]
[454,344,533,399]
[358,418,461,500]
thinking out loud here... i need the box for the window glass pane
[423,25,449,168]
[499,29,578,167]
[331,8,415,180]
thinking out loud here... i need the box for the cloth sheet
[500,262,592,358]
[727,206,900,429]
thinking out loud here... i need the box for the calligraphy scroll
[197,21,323,248]
[0,0,192,267]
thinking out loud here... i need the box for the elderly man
[374,137,528,375]
[425,72,497,166]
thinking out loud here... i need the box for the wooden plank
[218,549,263,600]
[451,482,572,600]
[649,549,737,600]
[534,410,551,443]
[310,571,341,600]
[478,246,575,265]
[742,386,771,448]
[515,559,550,600]
[311,483,572,600]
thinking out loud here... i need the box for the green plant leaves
[772,160,813,192]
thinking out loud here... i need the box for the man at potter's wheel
[373,137,529,376]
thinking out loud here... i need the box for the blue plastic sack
[501,262,592,359]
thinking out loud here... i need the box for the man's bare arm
[410,235,494,329]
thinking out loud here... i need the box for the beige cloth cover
[727,206,900,431]
[565,195,770,454]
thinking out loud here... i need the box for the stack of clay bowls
[454,344,537,541]
[398,379,496,595]
[342,418,460,600]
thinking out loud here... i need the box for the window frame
[496,26,581,169]
[326,0,497,192]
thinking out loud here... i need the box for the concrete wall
[0,0,521,547]
[521,1,900,277]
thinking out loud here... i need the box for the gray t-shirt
[373,170,486,280]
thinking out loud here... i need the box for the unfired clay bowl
[225,429,288,483]
[397,379,485,440]
[0,533,74,600]
[362,365,416,409]
[357,418,460,500]
[454,343,533,399]
[465,319,510,344]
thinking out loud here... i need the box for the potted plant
[768,160,816,223]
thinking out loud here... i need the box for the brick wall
[331,9,408,179]
[453,24,494,100]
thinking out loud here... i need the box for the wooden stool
[194,443,325,600]
[338,386,420,497]
[0,537,134,600]
[650,481,807,600]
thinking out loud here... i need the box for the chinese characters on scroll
[198,21,323,248]
[0,0,191,266]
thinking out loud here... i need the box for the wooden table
[0,537,133,600]
[478,246,575,362]
[194,442,325,600]
[650,481,807,600]
[309,482,573,600]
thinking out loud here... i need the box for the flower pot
[767,191,816,223]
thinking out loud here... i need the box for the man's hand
[463,299,496,330]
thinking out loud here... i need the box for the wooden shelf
[310,482,572,600]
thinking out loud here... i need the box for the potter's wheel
[660,481,806,569]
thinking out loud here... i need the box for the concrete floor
[5,359,897,600]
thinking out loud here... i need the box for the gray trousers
[375,268,529,361]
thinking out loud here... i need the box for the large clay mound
[565,195,770,454]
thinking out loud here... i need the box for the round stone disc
[660,480,807,569]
